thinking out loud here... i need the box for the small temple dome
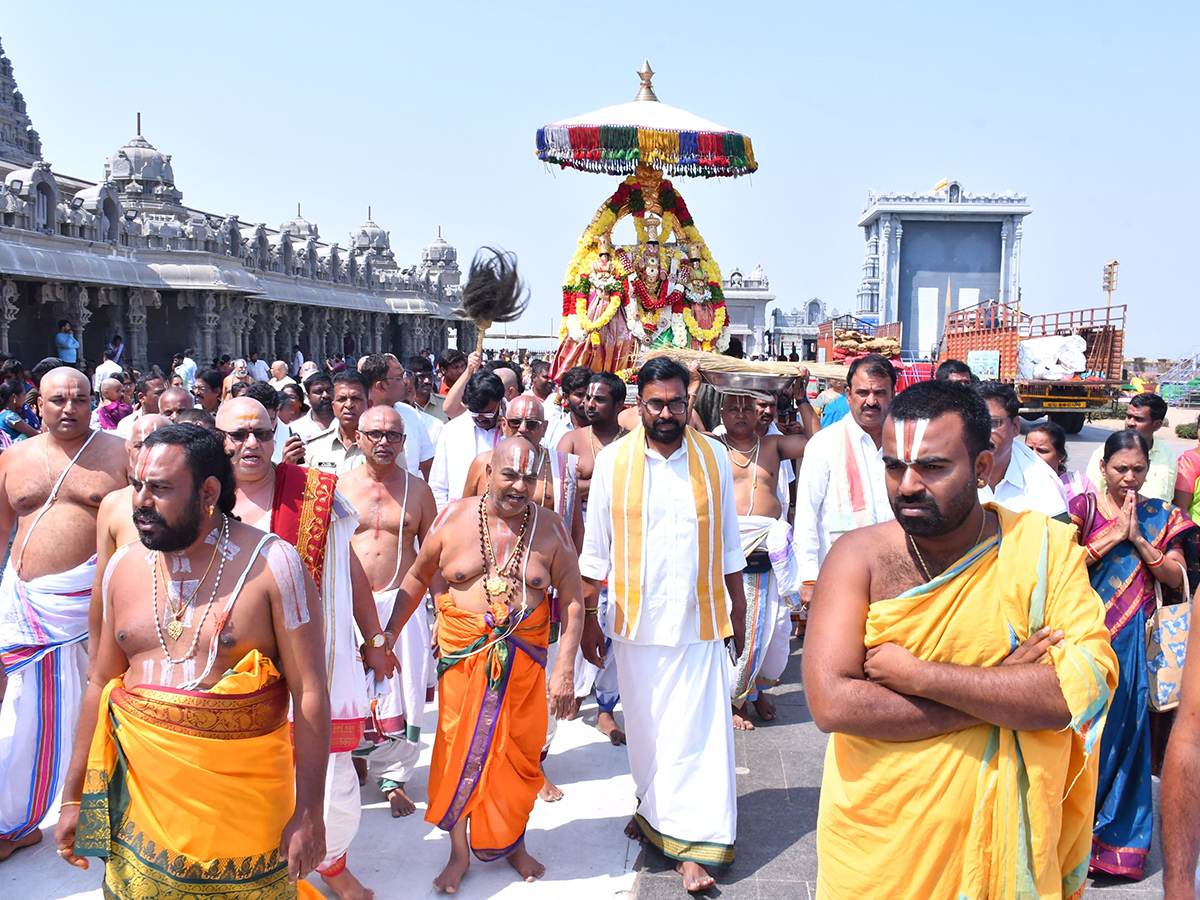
[422,228,457,267]
[352,216,389,252]
[106,132,175,187]
[281,205,318,240]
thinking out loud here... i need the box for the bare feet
[434,820,470,893]
[386,786,416,817]
[352,757,368,786]
[752,692,778,722]
[566,696,584,720]
[732,703,755,731]
[322,867,375,900]
[676,860,716,892]
[597,711,627,745]
[793,618,807,640]
[0,830,41,861]
[624,817,646,843]
[506,842,545,882]
[538,765,564,802]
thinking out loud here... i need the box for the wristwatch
[366,632,387,649]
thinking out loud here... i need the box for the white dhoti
[0,557,94,839]
[357,589,431,792]
[730,516,800,707]
[615,638,736,867]
[318,751,362,873]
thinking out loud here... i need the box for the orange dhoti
[425,594,549,860]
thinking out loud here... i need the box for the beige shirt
[303,424,408,476]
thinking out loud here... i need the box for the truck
[939,301,1126,434]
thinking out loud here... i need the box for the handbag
[1146,560,1191,712]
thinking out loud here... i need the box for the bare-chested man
[338,406,438,818]
[217,397,390,900]
[0,367,128,859]
[384,436,584,894]
[158,385,196,422]
[88,414,171,660]
[557,371,631,742]
[464,395,582,799]
[713,375,811,730]
[53,424,331,896]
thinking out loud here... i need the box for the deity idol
[553,233,642,377]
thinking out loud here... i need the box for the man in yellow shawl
[52,424,331,900]
[804,381,1117,900]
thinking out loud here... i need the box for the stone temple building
[855,181,1031,357]
[722,264,774,357]
[0,36,474,372]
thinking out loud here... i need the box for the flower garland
[683,306,727,351]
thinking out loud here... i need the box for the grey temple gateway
[0,37,474,371]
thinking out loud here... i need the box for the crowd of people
[1,335,1200,899]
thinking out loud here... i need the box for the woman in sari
[1070,430,1197,879]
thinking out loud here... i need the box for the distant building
[767,298,833,360]
[856,181,1031,357]
[722,265,774,357]
[0,36,472,371]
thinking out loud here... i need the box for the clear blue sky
[4,2,1193,358]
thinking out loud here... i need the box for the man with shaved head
[463,395,583,799]
[156,386,195,423]
[0,367,129,859]
[216,397,389,900]
[338,406,438,818]
[383,436,584,893]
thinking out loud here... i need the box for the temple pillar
[200,292,220,362]
[127,289,148,371]
[0,280,18,355]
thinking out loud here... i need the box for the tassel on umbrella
[455,247,529,355]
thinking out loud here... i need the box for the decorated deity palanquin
[538,62,757,381]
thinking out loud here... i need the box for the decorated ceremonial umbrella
[536,62,756,179]
[537,63,758,380]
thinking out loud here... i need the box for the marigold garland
[683,305,727,351]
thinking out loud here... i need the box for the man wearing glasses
[306,371,408,476]
[359,353,434,480]
[215,396,392,900]
[579,357,746,893]
[337,406,439,820]
[429,371,505,509]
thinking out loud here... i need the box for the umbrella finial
[636,60,658,102]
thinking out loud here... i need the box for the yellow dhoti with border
[817,508,1118,900]
[75,651,298,900]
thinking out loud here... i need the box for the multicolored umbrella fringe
[537,125,757,178]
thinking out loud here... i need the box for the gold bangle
[60,800,81,807]
[584,608,599,616]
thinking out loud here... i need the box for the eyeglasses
[642,398,687,416]
[218,427,274,444]
[361,429,405,444]
[472,410,500,423]
[504,417,544,430]
[989,417,1014,430]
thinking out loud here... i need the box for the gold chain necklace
[157,534,222,640]
[477,492,531,600]
[908,510,988,582]
[151,516,230,663]
[589,425,627,461]
[719,434,760,469]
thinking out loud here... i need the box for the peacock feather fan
[455,247,529,352]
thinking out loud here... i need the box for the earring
[977,477,986,488]
[207,505,215,517]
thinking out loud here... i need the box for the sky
[3,1,1195,358]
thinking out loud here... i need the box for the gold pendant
[484,576,508,597]
[166,619,184,641]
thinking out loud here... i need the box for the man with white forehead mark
[51,423,332,896]
[217,397,393,900]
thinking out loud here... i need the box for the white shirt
[544,415,575,452]
[271,417,292,465]
[794,415,893,582]
[579,432,745,647]
[92,360,122,393]
[393,402,434,478]
[248,359,271,382]
[180,357,197,383]
[289,412,334,443]
[429,413,501,508]
[405,402,443,445]
[979,439,1070,519]
[293,351,305,376]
